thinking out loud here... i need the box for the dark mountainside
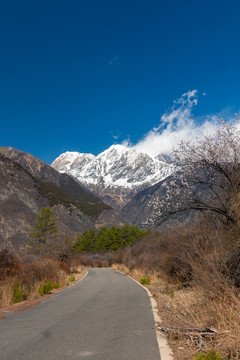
[0,147,107,209]
[0,148,128,250]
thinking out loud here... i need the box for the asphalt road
[0,268,160,360]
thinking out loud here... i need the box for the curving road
[0,268,160,360]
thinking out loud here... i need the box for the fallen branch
[158,324,229,337]
[157,324,229,336]
[159,306,229,350]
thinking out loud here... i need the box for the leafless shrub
[222,246,240,288]
[155,121,240,229]
[164,256,192,285]
[117,224,240,355]
[0,252,70,308]
[76,254,95,267]
[0,249,20,280]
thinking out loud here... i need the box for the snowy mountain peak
[53,151,95,172]
[97,144,129,158]
[51,145,176,210]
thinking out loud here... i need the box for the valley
[1,122,240,359]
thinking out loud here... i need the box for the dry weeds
[112,225,240,360]
[0,251,86,311]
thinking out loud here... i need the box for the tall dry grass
[111,223,240,358]
[0,250,71,308]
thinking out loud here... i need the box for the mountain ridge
[0,147,129,250]
[52,144,176,210]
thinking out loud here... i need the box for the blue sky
[0,0,240,163]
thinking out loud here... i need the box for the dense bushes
[119,224,239,287]
[0,249,20,279]
[164,256,192,285]
[110,224,240,358]
[222,245,240,288]
[0,250,70,307]
[74,225,147,253]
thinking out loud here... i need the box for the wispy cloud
[108,56,119,65]
[109,130,120,141]
[121,136,132,148]
[133,90,218,157]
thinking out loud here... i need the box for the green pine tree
[74,228,96,253]
[30,207,59,246]
[74,225,147,254]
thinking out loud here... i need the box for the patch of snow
[51,144,177,204]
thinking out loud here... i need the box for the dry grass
[112,263,144,279]
[0,277,16,308]
[0,251,85,309]
[112,225,240,359]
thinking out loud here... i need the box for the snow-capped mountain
[51,145,176,210]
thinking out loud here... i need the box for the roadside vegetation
[0,250,70,308]
[0,208,82,309]
[0,211,146,309]
[112,224,240,359]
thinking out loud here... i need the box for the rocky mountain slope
[52,145,175,210]
[120,173,189,228]
[0,148,128,250]
[121,169,213,229]
[0,147,108,215]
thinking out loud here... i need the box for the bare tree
[44,234,76,262]
[161,121,240,225]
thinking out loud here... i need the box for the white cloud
[133,90,218,157]
[121,137,132,148]
[108,56,119,65]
